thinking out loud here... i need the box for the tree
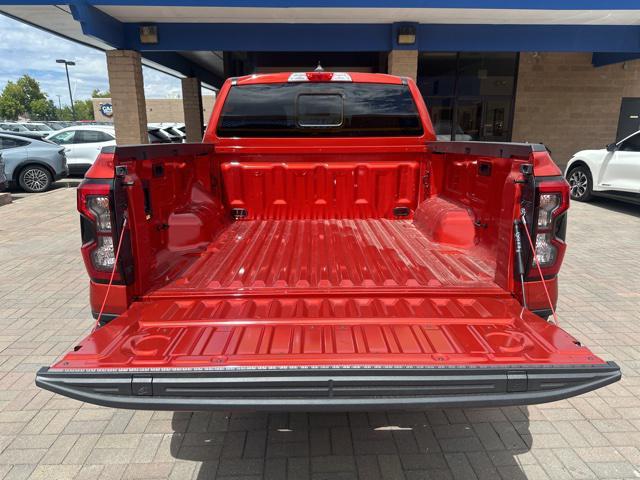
[0,76,101,121]
[73,99,95,120]
[56,106,73,121]
[0,90,22,120]
[56,99,95,121]
[0,74,55,120]
[91,88,110,98]
[17,75,45,109]
[30,98,57,120]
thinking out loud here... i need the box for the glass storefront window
[457,99,483,141]
[417,53,457,97]
[426,98,454,140]
[457,53,517,96]
[417,52,518,142]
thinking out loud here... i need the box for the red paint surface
[90,282,128,316]
[519,277,559,312]
[205,75,435,146]
[234,72,405,86]
[219,156,422,219]
[85,152,115,179]
[66,73,603,374]
[52,295,601,370]
[149,218,496,296]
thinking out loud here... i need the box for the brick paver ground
[0,186,639,480]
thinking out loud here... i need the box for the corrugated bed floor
[57,296,592,368]
[151,219,496,297]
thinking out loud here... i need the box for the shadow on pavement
[170,408,531,479]
[587,197,640,218]
[7,177,82,201]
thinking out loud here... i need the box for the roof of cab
[231,72,405,86]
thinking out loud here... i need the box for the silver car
[0,122,49,140]
[0,133,68,193]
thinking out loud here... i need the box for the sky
[0,14,184,106]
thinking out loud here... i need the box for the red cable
[520,213,559,325]
[95,217,128,329]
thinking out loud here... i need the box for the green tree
[0,74,56,120]
[56,99,95,121]
[30,98,57,120]
[0,89,22,119]
[56,106,73,121]
[73,99,95,120]
[91,88,110,98]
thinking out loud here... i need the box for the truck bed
[149,218,498,299]
[37,140,621,411]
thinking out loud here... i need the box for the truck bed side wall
[121,148,523,299]
[118,148,228,296]
[423,152,528,289]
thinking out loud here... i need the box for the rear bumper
[68,164,92,176]
[54,168,68,181]
[36,362,621,411]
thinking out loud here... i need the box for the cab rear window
[217,83,423,137]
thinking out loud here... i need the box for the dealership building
[91,95,216,123]
[3,1,640,165]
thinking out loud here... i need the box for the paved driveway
[0,189,639,480]
[5,178,82,202]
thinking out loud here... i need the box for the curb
[0,192,12,206]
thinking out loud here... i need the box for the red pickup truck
[37,72,619,410]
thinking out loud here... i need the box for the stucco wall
[93,95,216,124]
[512,52,640,168]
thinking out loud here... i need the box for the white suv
[565,130,640,205]
[47,125,115,175]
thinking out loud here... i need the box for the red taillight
[78,180,120,282]
[288,72,352,82]
[528,178,570,279]
[306,71,334,81]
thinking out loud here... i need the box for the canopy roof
[2,1,639,87]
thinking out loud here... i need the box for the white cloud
[0,14,182,105]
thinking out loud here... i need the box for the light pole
[56,59,76,120]
[56,95,62,110]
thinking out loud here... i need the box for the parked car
[46,125,116,175]
[566,130,640,204]
[43,121,73,130]
[166,123,187,141]
[0,133,68,192]
[0,130,53,142]
[149,123,187,142]
[147,126,176,143]
[22,122,54,133]
[0,122,31,133]
[36,71,619,411]
[0,152,7,192]
[0,122,49,140]
[0,122,52,140]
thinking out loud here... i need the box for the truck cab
[36,72,619,410]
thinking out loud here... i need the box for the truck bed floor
[57,223,599,371]
[150,219,497,299]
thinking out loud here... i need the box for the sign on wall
[99,103,113,117]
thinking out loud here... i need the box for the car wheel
[567,165,593,202]
[19,165,52,193]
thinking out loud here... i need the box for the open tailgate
[36,296,619,410]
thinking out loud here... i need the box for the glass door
[418,52,518,142]
[481,97,512,141]
[455,98,483,140]
[451,97,513,142]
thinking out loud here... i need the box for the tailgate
[36,296,620,410]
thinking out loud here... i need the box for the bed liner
[150,218,497,299]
